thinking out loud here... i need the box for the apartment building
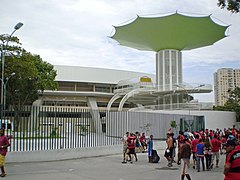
[214,68,240,106]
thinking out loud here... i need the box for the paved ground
[5,150,226,180]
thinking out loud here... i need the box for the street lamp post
[1,22,23,118]
[174,84,205,103]
[2,72,16,111]
[174,84,205,115]
[174,84,190,103]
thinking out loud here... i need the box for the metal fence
[2,106,121,152]
[1,106,204,152]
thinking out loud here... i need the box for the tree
[218,0,240,13]
[170,120,178,135]
[224,87,240,121]
[170,120,177,129]
[213,87,240,122]
[1,35,58,130]
[139,123,152,135]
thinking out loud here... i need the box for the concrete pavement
[5,150,226,180]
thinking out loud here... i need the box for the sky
[1,0,240,103]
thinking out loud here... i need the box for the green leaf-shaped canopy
[111,12,229,52]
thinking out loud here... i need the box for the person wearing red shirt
[126,133,137,163]
[209,130,214,139]
[205,129,209,137]
[223,140,240,180]
[235,135,240,150]
[191,134,199,169]
[140,133,147,152]
[235,144,240,150]
[177,131,185,146]
[232,125,236,136]
[177,131,185,164]
[221,136,227,144]
[221,135,227,151]
[0,128,10,177]
[211,134,221,168]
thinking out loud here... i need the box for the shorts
[128,148,135,154]
[123,145,128,153]
[141,142,147,147]
[181,158,190,175]
[136,142,141,147]
[0,154,5,167]
[192,152,197,160]
[164,148,173,158]
[212,152,220,161]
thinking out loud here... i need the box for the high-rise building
[214,68,240,106]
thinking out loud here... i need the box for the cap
[224,140,236,147]
[229,135,235,139]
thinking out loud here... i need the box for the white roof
[54,65,155,84]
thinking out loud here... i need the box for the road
[6,150,225,180]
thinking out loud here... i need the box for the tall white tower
[156,49,182,91]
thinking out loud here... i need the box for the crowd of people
[166,125,240,180]
[121,131,154,164]
[121,125,240,180]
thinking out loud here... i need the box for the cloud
[1,0,240,103]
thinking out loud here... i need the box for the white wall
[54,65,155,84]
[155,110,236,130]
[190,110,236,130]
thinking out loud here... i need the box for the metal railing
[2,106,122,152]
[129,102,214,111]
[113,82,212,94]
[1,106,204,152]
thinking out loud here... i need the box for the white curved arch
[118,88,154,111]
[107,94,122,111]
